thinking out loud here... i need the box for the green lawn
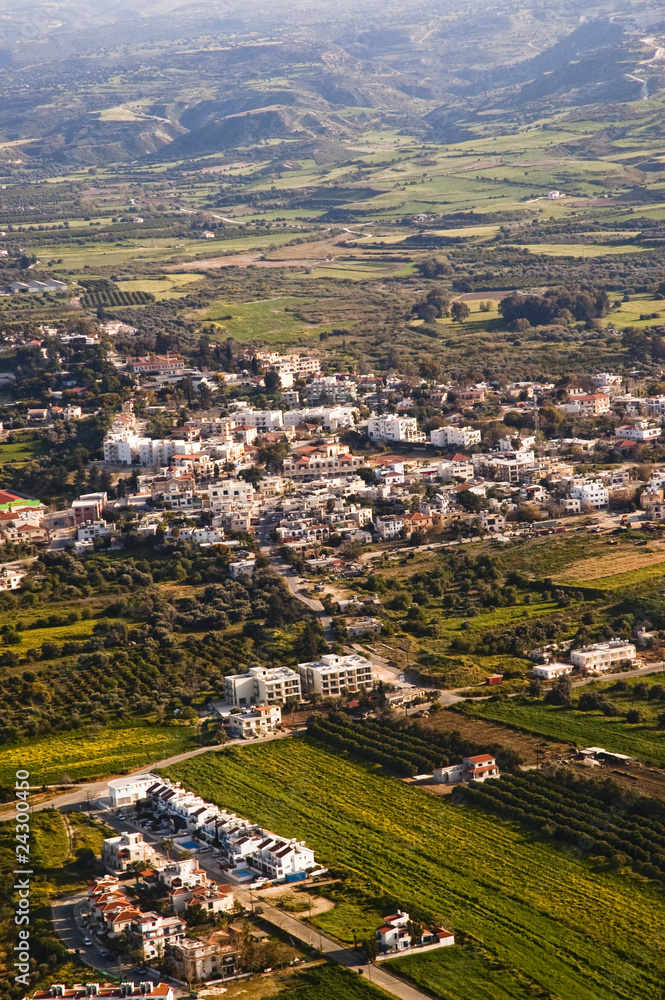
[0,721,195,785]
[166,738,665,1000]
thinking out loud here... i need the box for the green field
[0,439,46,466]
[460,687,665,765]
[388,947,536,1000]
[0,721,195,785]
[202,296,320,341]
[275,965,391,1000]
[166,738,665,1000]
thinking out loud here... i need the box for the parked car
[82,937,93,946]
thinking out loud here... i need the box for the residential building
[231,407,284,431]
[560,392,610,416]
[433,754,500,784]
[531,662,574,681]
[376,910,455,956]
[71,492,107,524]
[101,831,155,872]
[367,415,426,444]
[169,883,234,916]
[107,773,158,806]
[207,480,255,507]
[126,354,185,376]
[614,421,661,442]
[227,704,282,738]
[296,653,374,696]
[570,479,609,509]
[225,665,302,706]
[306,375,357,403]
[130,911,186,961]
[283,405,357,431]
[229,558,257,578]
[169,933,237,982]
[430,425,481,448]
[247,835,316,879]
[570,640,637,674]
[375,515,404,540]
[345,616,382,638]
[283,443,363,481]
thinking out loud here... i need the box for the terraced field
[167,738,665,1000]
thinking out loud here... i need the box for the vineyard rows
[456,769,665,884]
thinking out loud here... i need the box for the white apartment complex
[306,375,357,403]
[367,415,426,444]
[430,425,481,448]
[570,640,637,674]
[232,407,284,431]
[296,652,374,696]
[225,665,302,705]
[206,479,255,508]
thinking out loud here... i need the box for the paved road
[239,894,432,1000]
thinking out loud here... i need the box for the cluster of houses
[97,770,319,981]
[87,857,237,980]
[106,774,318,885]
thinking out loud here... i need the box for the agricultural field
[555,539,665,589]
[216,964,392,1000]
[166,738,665,1000]
[461,673,665,766]
[0,721,195,785]
[388,947,537,1000]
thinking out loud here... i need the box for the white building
[228,704,282,739]
[375,515,404,540]
[231,407,284,431]
[108,773,158,806]
[306,375,357,403]
[614,421,661,442]
[570,640,637,674]
[207,480,255,508]
[283,405,357,431]
[430,425,481,448]
[131,911,186,961]
[531,662,574,681]
[433,754,500,785]
[571,479,609,509]
[102,831,155,872]
[296,653,374,696]
[368,415,426,444]
[225,665,302,706]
